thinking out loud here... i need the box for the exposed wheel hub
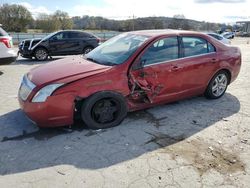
[92,99,118,123]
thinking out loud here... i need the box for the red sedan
[18,30,241,129]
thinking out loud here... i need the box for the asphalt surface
[0,39,250,188]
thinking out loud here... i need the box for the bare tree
[36,13,61,32]
[53,10,73,30]
[36,11,73,32]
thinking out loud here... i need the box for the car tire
[34,47,48,61]
[81,91,128,129]
[83,46,93,54]
[205,70,229,99]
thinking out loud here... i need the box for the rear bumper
[0,56,17,65]
[230,50,242,84]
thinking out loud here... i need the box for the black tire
[205,70,229,99]
[83,46,93,54]
[81,91,128,129]
[34,47,48,61]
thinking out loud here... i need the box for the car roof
[56,30,91,34]
[54,30,95,37]
[207,33,220,35]
[127,29,201,37]
[127,29,228,51]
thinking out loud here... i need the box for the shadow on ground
[11,57,64,66]
[0,93,240,175]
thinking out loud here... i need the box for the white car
[207,33,231,45]
[222,32,235,39]
[0,24,17,64]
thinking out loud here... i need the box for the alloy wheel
[211,73,228,97]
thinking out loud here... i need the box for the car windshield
[42,32,57,40]
[85,33,149,66]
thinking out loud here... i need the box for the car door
[177,36,217,94]
[129,36,184,103]
[49,32,68,55]
[67,31,83,54]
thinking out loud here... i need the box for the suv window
[51,32,68,40]
[0,27,8,36]
[68,32,90,38]
[182,37,215,57]
[141,37,179,65]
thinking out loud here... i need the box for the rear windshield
[0,27,9,36]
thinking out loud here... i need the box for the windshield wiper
[86,57,116,66]
[87,57,116,66]
[86,57,101,64]
[103,61,117,66]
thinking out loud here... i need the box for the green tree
[0,4,33,32]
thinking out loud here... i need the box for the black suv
[18,30,100,60]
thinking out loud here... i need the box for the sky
[1,0,250,23]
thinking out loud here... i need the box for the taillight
[0,38,11,48]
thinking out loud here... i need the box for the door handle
[171,65,181,71]
[211,58,217,63]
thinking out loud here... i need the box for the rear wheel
[34,48,48,61]
[81,92,128,129]
[205,70,229,99]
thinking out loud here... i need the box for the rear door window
[0,27,8,36]
[182,37,215,57]
[68,32,90,38]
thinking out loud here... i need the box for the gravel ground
[0,38,250,188]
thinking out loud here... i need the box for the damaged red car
[18,30,241,129]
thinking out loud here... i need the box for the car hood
[24,38,42,42]
[28,56,112,86]
[19,38,42,48]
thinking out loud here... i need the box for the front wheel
[81,92,128,129]
[34,48,48,61]
[83,46,93,55]
[205,71,229,99]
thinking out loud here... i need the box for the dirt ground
[0,38,250,188]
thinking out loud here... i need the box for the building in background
[236,21,250,33]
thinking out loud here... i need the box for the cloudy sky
[1,0,250,23]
